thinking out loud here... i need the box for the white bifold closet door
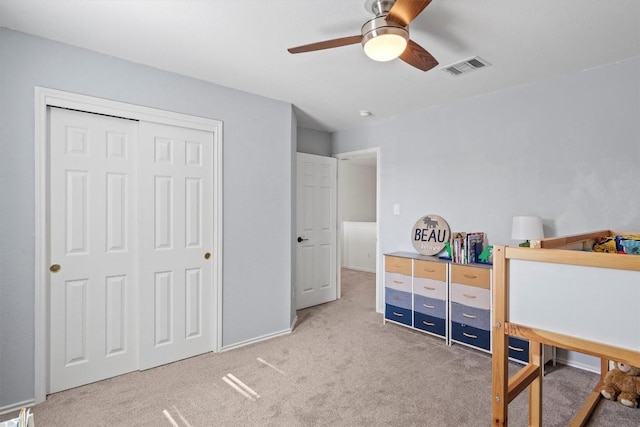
[48,107,214,393]
[137,121,214,370]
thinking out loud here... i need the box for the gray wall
[332,58,640,370]
[0,28,295,408]
[297,127,331,156]
[339,162,377,222]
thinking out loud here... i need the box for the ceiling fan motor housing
[365,0,396,16]
[361,16,409,61]
[361,16,409,41]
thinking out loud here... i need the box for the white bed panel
[509,259,640,351]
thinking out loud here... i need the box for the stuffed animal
[600,362,640,408]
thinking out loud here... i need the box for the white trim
[341,266,376,274]
[0,399,36,416]
[34,86,223,404]
[220,328,293,353]
[333,147,381,312]
[555,356,600,374]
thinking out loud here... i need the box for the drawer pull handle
[393,280,403,284]
[462,313,477,319]
[393,296,404,301]
[423,268,435,272]
[423,304,435,309]
[463,274,478,279]
[393,312,403,317]
[422,321,435,326]
[394,264,403,267]
[462,294,477,299]
[462,332,478,339]
[423,286,436,291]
[508,345,524,352]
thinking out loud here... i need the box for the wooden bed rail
[505,323,640,368]
[491,244,640,427]
[529,229,637,250]
[529,230,611,249]
[504,245,640,271]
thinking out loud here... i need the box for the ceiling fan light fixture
[361,16,409,62]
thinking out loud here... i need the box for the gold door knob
[204,252,211,260]
[50,264,61,272]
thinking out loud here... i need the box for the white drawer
[413,277,447,300]
[385,271,412,293]
[450,282,491,310]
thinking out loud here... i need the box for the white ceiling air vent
[442,56,491,76]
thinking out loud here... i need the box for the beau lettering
[414,228,449,242]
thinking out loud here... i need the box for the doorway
[335,148,380,311]
[34,88,223,402]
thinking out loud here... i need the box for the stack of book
[450,232,485,264]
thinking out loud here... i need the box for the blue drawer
[413,294,446,318]
[414,312,446,337]
[385,288,412,310]
[451,322,490,351]
[385,304,412,326]
[450,302,490,331]
[508,337,529,363]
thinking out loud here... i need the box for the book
[450,231,485,264]
[451,232,466,264]
[466,232,485,264]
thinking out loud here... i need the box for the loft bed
[491,230,640,426]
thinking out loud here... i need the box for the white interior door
[49,107,139,393]
[296,153,337,309]
[138,122,214,370]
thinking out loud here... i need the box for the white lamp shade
[511,216,544,240]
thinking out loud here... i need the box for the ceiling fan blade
[399,39,439,72]
[386,0,432,27]
[288,35,362,54]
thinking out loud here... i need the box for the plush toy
[600,362,640,408]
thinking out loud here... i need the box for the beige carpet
[3,269,638,426]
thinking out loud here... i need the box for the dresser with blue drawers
[449,263,492,352]
[412,259,448,338]
[384,252,552,366]
[384,253,449,341]
[384,255,413,327]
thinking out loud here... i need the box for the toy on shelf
[477,245,493,265]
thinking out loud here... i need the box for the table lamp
[511,216,544,247]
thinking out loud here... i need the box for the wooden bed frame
[491,230,640,426]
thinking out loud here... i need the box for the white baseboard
[220,327,292,353]
[555,356,601,374]
[341,266,375,273]
[554,348,602,374]
[0,399,35,416]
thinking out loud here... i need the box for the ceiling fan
[287,0,438,72]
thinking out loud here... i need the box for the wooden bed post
[492,246,509,426]
[529,341,543,426]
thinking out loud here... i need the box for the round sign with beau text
[411,214,451,255]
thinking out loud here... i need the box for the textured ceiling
[1,0,638,132]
